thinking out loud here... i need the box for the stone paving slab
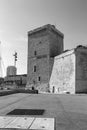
[0,116,55,130]
[30,117,54,130]
[0,116,16,128]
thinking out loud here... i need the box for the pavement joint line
[4,117,17,128]
[28,117,36,129]
[56,96,82,130]
[0,94,32,110]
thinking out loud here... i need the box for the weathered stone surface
[76,47,87,93]
[0,116,54,130]
[27,24,64,91]
[50,46,87,94]
[50,50,75,94]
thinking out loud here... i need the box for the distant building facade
[4,66,27,89]
[7,66,17,76]
[27,24,64,91]
[0,77,4,88]
[4,74,27,89]
[50,45,87,94]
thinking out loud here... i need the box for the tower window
[34,65,36,72]
[38,76,41,81]
[39,41,41,44]
[34,51,37,56]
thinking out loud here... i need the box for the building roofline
[28,24,64,37]
[55,45,87,60]
[55,49,75,60]
[5,74,27,78]
[75,45,87,51]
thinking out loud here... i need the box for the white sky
[0,0,87,77]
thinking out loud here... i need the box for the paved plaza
[0,93,87,130]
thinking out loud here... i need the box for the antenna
[13,51,17,67]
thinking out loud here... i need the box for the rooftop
[28,24,64,37]
[55,45,87,59]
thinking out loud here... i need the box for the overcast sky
[0,0,87,76]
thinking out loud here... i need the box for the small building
[26,24,64,92]
[0,77,4,88]
[7,66,17,76]
[4,66,27,89]
[50,45,87,94]
[4,74,27,89]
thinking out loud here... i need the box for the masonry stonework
[76,46,87,93]
[50,50,75,94]
[50,46,87,94]
[27,24,64,91]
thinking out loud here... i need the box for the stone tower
[27,24,64,92]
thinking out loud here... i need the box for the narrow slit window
[39,41,41,44]
[38,76,41,81]
[34,51,37,56]
[34,65,36,72]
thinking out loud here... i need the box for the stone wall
[27,33,50,88]
[28,35,49,58]
[76,47,87,93]
[50,51,75,94]
[27,24,64,92]
[49,30,64,57]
